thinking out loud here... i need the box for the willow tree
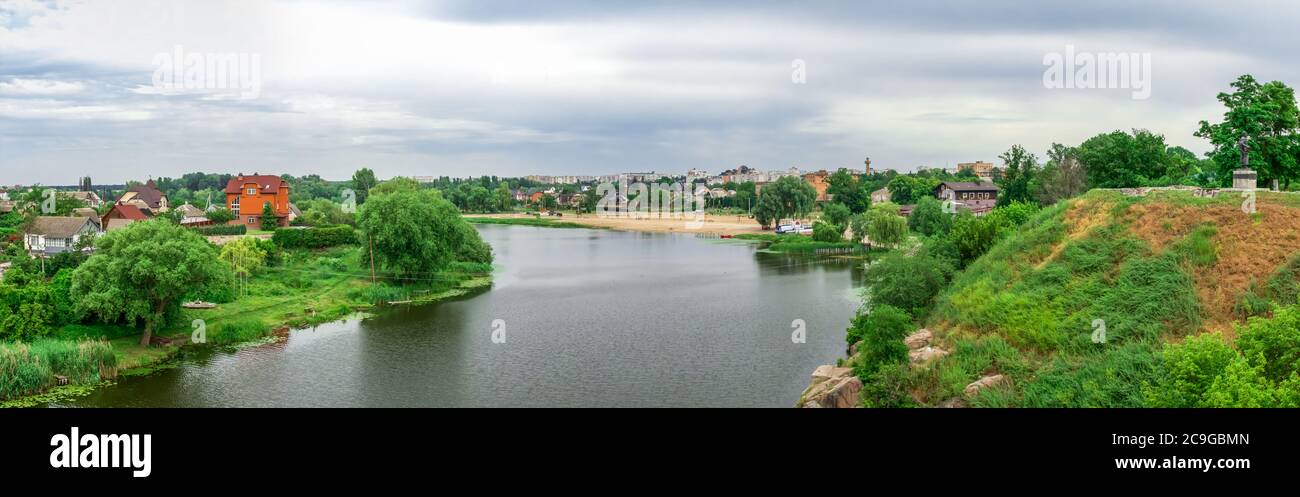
[71,220,233,346]
[357,185,493,278]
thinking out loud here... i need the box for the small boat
[720,234,734,239]
[182,301,217,309]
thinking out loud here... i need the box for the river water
[59,225,865,407]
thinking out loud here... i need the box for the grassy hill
[902,189,1300,407]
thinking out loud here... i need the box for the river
[57,225,865,407]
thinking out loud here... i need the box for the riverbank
[1,245,492,407]
[465,212,768,235]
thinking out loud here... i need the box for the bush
[811,221,843,242]
[864,251,952,316]
[193,224,247,236]
[848,304,912,379]
[1236,305,1300,382]
[859,363,916,408]
[273,225,358,249]
[1145,333,1239,407]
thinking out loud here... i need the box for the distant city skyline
[4,1,1299,185]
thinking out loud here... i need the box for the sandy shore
[468,212,769,235]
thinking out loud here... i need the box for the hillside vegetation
[900,189,1300,407]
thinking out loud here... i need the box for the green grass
[2,245,493,403]
[463,216,593,229]
[733,233,866,254]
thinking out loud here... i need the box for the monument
[1232,134,1257,190]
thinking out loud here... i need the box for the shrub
[273,225,358,249]
[193,224,247,236]
[847,304,912,379]
[1145,333,1238,407]
[864,251,952,316]
[1236,305,1300,382]
[859,363,916,408]
[811,221,843,243]
[908,197,951,237]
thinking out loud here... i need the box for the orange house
[225,173,291,227]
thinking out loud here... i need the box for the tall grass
[0,338,117,400]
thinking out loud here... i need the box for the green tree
[753,192,782,229]
[357,188,493,278]
[887,175,940,205]
[1195,74,1300,189]
[826,169,868,213]
[862,204,908,248]
[260,202,279,231]
[820,202,851,228]
[352,168,378,204]
[219,236,267,280]
[908,196,951,236]
[1076,129,1172,188]
[495,183,513,212]
[755,176,817,228]
[996,144,1039,206]
[71,220,233,346]
[1034,143,1088,204]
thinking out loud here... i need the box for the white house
[24,216,101,256]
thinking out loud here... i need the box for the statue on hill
[1238,134,1250,167]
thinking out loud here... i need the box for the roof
[177,203,207,217]
[936,181,999,192]
[73,207,100,219]
[225,174,288,195]
[107,203,151,221]
[69,191,101,202]
[125,179,167,208]
[27,216,97,237]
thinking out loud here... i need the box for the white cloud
[0,78,85,96]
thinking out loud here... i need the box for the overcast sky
[2,0,1298,185]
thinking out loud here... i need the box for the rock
[801,376,862,408]
[903,329,932,350]
[908,346,948,366]
[798,365,862,408]
[848,340,862,357]
[810,365,854,385]
[802,399,823,408]
[964,374,1008,397]
[939,397,967,408]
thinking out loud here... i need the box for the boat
[182,301,217,309]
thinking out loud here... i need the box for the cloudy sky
[2,0,1298,185]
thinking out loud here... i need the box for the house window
[247,188,257,196]
[248,217,256,224]
[28,235,39,247]
[48,237,66,248]
[232,197,240,211]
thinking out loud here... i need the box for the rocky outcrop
[908,346,948,366]
[904,329,932,350]
[797,365,862,408]
[963,374,1008,397]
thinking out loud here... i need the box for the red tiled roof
[109,203,151,221]
[225,174,288,194]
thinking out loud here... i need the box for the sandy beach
[467,212,769,235]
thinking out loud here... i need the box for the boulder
[798,365,862,408]
[810,365,854,386]
[964,374,1008,397]
[904,329,932,350]
[908,346,948,366]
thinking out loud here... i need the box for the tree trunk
[139,300,166,347]
[139,321,153,347]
